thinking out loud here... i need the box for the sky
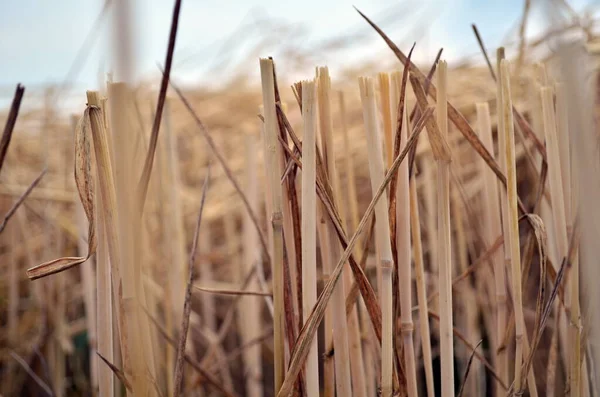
[0,0,595,103]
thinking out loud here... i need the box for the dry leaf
[26,109,97,280]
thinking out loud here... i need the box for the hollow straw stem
[157,98,184,395]
[495,49,513,396]
[359,76,394,397]
[541,85,579,396]
[317,200,335,397]
[335,93,368,397]
[409,170,435,397]
[86,90,130,383]
[240,132,264,397]
[300,79,319,397]
[89,98,115,397]
[259,58,286,393]
[559,41,593,397]
[496,50,538,397]
[318,66,353,397]
[500,60,526,392]
[379,73,394,167]
[476,102,507,390]
[339,90,370,396]
[435,60,454,397]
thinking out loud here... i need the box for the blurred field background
[1,0,600,396]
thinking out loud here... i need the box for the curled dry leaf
[26,109,97,280]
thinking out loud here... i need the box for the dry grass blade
[96,352,132,392]
[26,110,97,280]
[277,107,431,397]
[0,168,47,234]
[10,351,54,397]
[457,340,484,397]
[137,0,182,212]
[169,78,271,268]
[173,167,210,397]
[0,84,25,173]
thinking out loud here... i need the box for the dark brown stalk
[271,60,303,332]
[137,0,182,212]
[271,64,305,396]
[173,168,210,397]
[0,84,25,174]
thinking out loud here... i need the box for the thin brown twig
[173,167,210,397]
[0,168,47,234]
[457,340,484,397]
